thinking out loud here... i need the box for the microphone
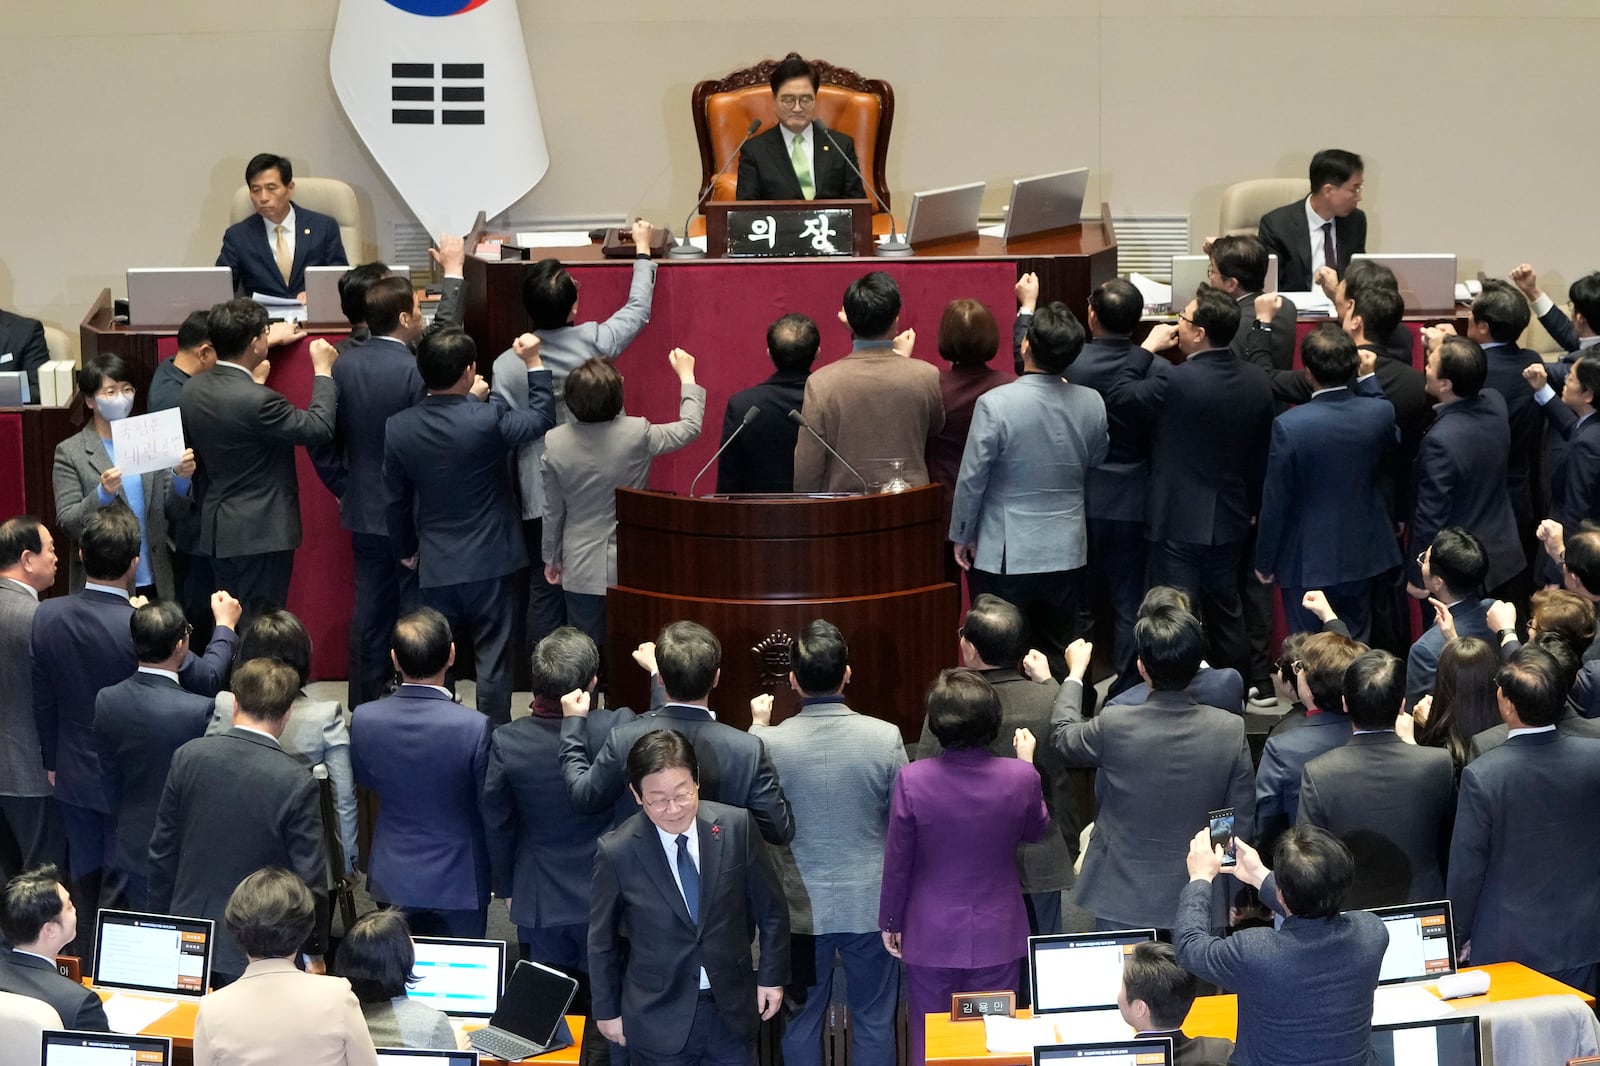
[788,409,869,495]
[689,405,762,497]
[670,119,764,260]
[813,120,911,257]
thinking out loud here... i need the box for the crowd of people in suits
[5,141,1600,1066]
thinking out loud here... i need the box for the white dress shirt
[654,822,709,989]
[1304,196,1335,278]
[262,205,297,262]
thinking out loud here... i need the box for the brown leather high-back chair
[691,58,895,209]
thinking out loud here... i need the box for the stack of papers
[1372,983,1453,1025]
[1281,289,1336,317]
[251,292,307,324]
[103,993,178,1034]
[513,231,594,249]
[983,1014,1062,1053]
[1130,272,1174,313]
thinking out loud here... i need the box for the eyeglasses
[1416,550,1429,569]
[641,783,698,814]
[1177,314,1196,327]
[777,94,815,110]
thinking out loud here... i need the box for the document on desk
[1372,983,1452,1025]
[983,1014,1061,1053]
[251,292,309,323]
[103,992,178,1034]
[1129,272,1173,311]
[515,231,595,249]
[1282,289,1335,317]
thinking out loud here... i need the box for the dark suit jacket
[1297,731,1456,908]
[148,728,327,977]
[1538,405,1600,585]
[1409,391,1523,590]
[383,375,554,588]
[483,707,636,930]
[215,203,348,300]
[308,335,426,536]
[1254,712,1351,854]
[1255,385,1401,588]
[589,801,789,1057]
[1106,666,1245,715]
[560,703,794,846]
[715,369,810,494]
[92,671,214,877]
[1228,292,1298,371]
[0,949,109,1031]
[1469,708,1600,758]
[0,308,49,404]
[1062,333,1156,523]
[31,588,234,811]
[1051,682,1254,929]
[180,363,337,558]
[1448,731,1600,972]
[1482,345,1543,528]
[1175,872,1387,1066]
[1257,200,1368,292]
[1119,348,1275,546]
[735,125,865,202]
[350,685,491,911]
[926,364,1008,511]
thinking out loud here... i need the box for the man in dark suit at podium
[735,54,865,203]
[216,153,348,300]
[716,313,818,494]
[1257,149,1367,292]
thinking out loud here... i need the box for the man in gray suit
[1050,608,1254,932]
[951,302,1108,680]
[1296,649,1455,909]
[493,220,658,646]
[180,297,339,616]
[748,620,904,1066]
[920,595,1079,935]
[0,517,64,880]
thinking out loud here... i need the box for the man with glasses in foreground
[735,52,865,202]
[590,728,789,1066]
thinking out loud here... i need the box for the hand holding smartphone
[1208,807,1237,867]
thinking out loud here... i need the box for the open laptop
[904,181,986,248]
[1369,1016,1482,1066]
[467,958,578,1062]
[409,936,506,1019]
[375,1050,480,1066]
[126,267,234,328]
[1350,254,1458,310]
[42,1030,172,1066]
[1029,929,1157,1015]
[1367,900,1457,986]
[92,909,214,999]
[303,265,347,324]
[1034,1037,1174,1066]
[1169,254,1281,310]
[1002,168,1090,241]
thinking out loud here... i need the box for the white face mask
[96,394,135,421]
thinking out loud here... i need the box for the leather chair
[1218,178,1307,238]
[229,177,368,264]
[691,57,894,213]
[42,325,70,366]
[0,990,62,1066]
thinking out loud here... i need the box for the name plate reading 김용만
[726,208,856,257]
[951,990,1016,1021]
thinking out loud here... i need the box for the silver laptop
[408,936,506,1019]
[306,265,414,325]
[92,908,214,1000]
[126,267,234,328]
[1002,168,1090,241]
[904,181,986,248]
[1170,254,1280,309]
[1367,899,1457,986]
[1350,254,1457,310]
[1370,1016,1482,1066]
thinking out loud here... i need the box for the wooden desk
[91,985,583,1066]
[924,962,1593,1066]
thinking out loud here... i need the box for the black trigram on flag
[391,63,485,125]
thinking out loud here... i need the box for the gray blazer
[948,374,1109,574]
[750,700,906,934]
[0,578,50,798]
[1051,680,1254,930]
[540,383,705,596]
[493,257,656,520]
[53,423,183,598]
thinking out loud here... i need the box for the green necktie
[791,132,815,200]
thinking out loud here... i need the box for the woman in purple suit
[880,668,1050,1065]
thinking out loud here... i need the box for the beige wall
[6,0,1599,358]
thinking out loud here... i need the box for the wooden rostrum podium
[605,485,958,740]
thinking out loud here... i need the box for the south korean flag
[330,0,549,237]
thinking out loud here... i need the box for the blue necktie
[676,833,699,924]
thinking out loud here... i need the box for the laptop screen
[1034,1038,1173,1066]
[1370,1016,1481,1066]
[375,1051,479,1066]
[1029,930,1157,1014]
[42,1030,172,1066]
[492,959,578,1045]
[409,937,506,1019]
[92,909,213,996]
[1367,901,1457,985]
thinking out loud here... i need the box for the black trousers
[1149,539,1252,679]
[0,794,67,883]
[212,549,294,626]
[348,533,418,710]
